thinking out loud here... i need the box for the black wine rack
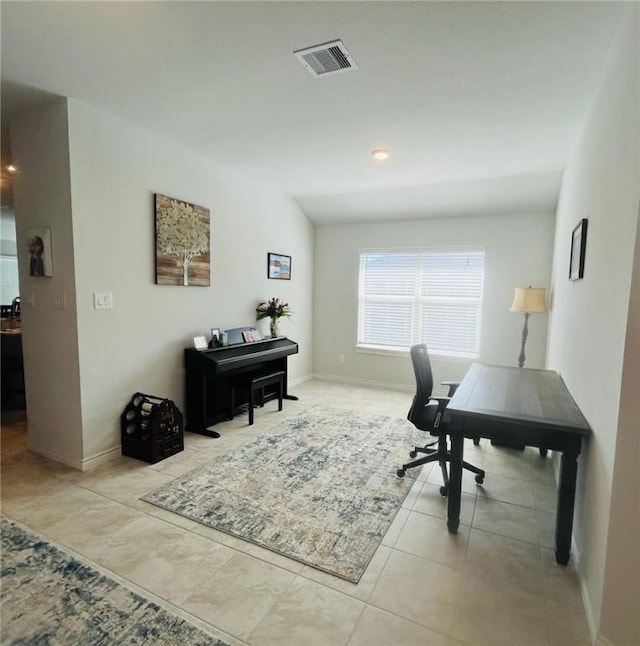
[120,392,183,464]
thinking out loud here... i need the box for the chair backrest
[407,344,436,429]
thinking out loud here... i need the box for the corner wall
[11,99,84,464]
[12,98,314,468]
[546,8,640,643]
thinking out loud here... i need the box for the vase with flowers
[256,297,292,338]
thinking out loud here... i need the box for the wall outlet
[94,292,113,310]
[339,354,345,364]
[53,292,67,309]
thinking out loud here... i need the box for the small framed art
[27,227,53,277]
[569,219,588,281]
[193,335,208,350]
[268,253,291,280]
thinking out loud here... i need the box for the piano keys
[184,337,299,437]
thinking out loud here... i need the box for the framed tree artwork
[155,194,210,286]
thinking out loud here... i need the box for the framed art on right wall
[569,218,588,281]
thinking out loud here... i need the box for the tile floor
[0,380,591,645]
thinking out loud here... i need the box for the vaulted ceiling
[0,1,626,223]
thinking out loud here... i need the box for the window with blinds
[357,249,485,356]
[0,256,20,305]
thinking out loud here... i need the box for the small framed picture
[193,335,208,350]
[268,252,291,280]
[569,219,588,281]
[210,328,220,344]
[27,227,53,277]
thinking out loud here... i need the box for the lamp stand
[518,312,530,368]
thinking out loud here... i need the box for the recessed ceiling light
[6,164,17,174]
[371,149,390,161]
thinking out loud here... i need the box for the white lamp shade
[510,287,547,313]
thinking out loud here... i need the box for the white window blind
[358,249,485,356]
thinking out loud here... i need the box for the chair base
[397,436,485,496]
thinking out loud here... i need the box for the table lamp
[510,286,547,368]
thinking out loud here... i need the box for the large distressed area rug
[142,407,421,583]
[0,517,229,645]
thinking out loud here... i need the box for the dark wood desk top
[447,363,590,434]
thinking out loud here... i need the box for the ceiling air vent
[294,39,358,78]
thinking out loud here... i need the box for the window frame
[356,246,486,359]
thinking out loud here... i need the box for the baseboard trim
[288,373,313,389]
[312,372,413,393]
[572,539,600,645]
[26,439,84,471]
[81,446,121,471]
[26,439,121,472]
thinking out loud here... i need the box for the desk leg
[447,434,464,534]
[555,451,578,565]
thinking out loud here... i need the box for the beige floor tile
[382,507,410,547]
[534,481,558,514]
[452,571,548,645]
[146,447,218,477]
[473,496,541,544]
[537,509,556,549]
[546,598,592,646]
[481,450,534,482]
[41,501,146,554]
[248,576,364,646]
[125,531,236,602]
[541,548,586,616]
[180,551,295,640]
[369,549,460,635]
[464,528,544,597]
[531,454,557,486]
[347,605,449,646]
[412,482,476,526]
[477,471,536,508]
[394,510,470,569]
[73,459,175,504]
[300,544,391,602]
[74,513,188,573]
[3,484,119,531]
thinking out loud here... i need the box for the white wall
[12,98,314,468]
[11,99,84,464]
[546,8,639,644]
[314,213,554,389]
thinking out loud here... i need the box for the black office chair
[397,344,485,496]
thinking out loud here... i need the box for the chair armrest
[441,381,460,396]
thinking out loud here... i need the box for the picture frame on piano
[242,330,262,343]
[193,335,208,350]
[210,328,221,347]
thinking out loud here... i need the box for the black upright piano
[184,336,298,436]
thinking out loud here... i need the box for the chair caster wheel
[397,469,406,478]
[439,486,448,497]
[409,450,417,458]
[475,475,484,484]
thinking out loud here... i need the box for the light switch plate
[94,292,113,310]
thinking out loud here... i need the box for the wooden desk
[446,363,590,565]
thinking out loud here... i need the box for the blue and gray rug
[0,517,229,645]
[142,407,421,582]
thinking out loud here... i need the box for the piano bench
[230,370,285,425]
